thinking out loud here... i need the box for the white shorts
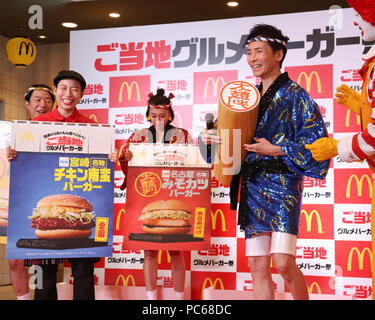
[245,232,297,257]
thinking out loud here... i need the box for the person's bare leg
[273,253,309,300]
[170,250,185,299]
[143,250,158,299]
[248,255,275,300]
[9,259,30,299]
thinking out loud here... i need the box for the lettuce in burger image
[29,194,96,239]
[140,200,191,235]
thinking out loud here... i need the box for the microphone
[204,113,215,130]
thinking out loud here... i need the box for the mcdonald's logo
[158,250,171,265]
[115,274,136,286]
[119,81,140,102]
[347,247,373,272]
[345,109,361,128]
[296,71,322,94]
[89,114,98,123]
[201,277,224,300]
[193,70,238,104]
[308,282,322,294]
[115,208,126,231]
[203,77,225,98]
[109,75,150,107]
[21,131,34,142]
[19,41,35,57]
[346,174,372,198]
[285,65,332,99]
[211,209,227,231]
[333,101,362,133]
[301,210,324,234]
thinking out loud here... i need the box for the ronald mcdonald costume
[305,0,375,298]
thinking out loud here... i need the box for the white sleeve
[338,135,361,162]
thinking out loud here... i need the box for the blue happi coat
[239,72,330,239]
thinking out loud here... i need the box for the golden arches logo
[89,114,98,123]
[347,247,373,272]
[296,71,322,94]
[301,209,324,234]
[115,274,136,286]
[203,77,225,98]
[21,131,34,142]
[211,209,227,231]
[346,174,372,198]
[308,282,322,294]
[345,109,361,128]
[157,250,171,264]
[201,277,224,300]
[119,81,141,102]
[19,40,35,57]
[115,208,126,231]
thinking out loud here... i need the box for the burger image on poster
[29,194,96,239]
[140,200,192,235]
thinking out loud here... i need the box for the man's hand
[200,128,221,145]
[335,84,361,115]
[305,137,338,162]
[6,146,16,161]
[243,137,285,156]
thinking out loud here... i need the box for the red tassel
[168,92,175,99]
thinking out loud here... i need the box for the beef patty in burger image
[29,194,96,239]
[140,200,191,235]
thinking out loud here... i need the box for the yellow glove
[305,137,338,162]
[335,84,361,115]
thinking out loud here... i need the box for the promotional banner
[7,121,115,259]
[123,144,211,251]
[69,8,375,299]
[0,122,11,244]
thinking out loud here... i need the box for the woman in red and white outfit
[119,88,193,300]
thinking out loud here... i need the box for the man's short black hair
[53,70,86,91]
[25,84,55,103]
[245,24,289,67]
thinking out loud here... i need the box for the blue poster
[7,152,114,259]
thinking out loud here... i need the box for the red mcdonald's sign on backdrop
[190,271,236,300]
[333,100,362,133]
[285,64,333,99]
[193,70,238,104]
[335,241,373,278]
[79,108,109,125]
[105,269,145,287]
[299,204,334,239]
[334,168,373,204]
[210,203,237,238]
[109,75,150,107]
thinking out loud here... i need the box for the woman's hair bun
[156,88,165,96]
